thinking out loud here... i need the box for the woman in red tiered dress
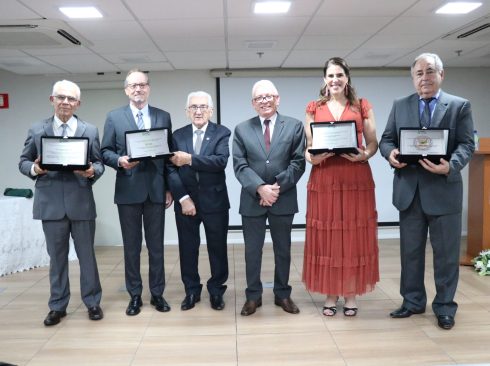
[302,57,379,317]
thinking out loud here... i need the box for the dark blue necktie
[420,98,435,128]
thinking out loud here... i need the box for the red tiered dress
[302,99,379,296]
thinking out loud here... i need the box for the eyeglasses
[53,95,78,103]
[253,94,276,103]
[126,83,149,90]
[188,105,210,112]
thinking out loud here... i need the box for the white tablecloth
[0,196,76,276]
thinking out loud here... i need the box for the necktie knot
[136,111,145,130]
[194,129,204,154]
[61,123,68,137]
[264,119,271,151]
[420,97,435,128]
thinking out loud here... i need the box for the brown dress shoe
[274,297,300,314]
[240,298,262,316]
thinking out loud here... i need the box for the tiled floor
[1,239,490,366]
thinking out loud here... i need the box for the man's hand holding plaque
[397,128,450,164]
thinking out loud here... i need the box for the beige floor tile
[237,332,345,366]
[332,328,454,365]
[132,335,237,366]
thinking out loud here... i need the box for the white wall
[1,67,489,245]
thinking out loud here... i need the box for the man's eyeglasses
[253,94,276,103]
[126,83,149,90]
[52,95,78,103]
[188,105,210,112]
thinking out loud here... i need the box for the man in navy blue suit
[168,91,230,311]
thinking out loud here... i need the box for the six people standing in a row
[18,52,475,331]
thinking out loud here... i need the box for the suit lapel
[125,106,138,130]
[183,124,193,153]
[269,114,284,155]
[43,118,55,136]
[431,91,449,128]
[74,116,86,137]
[199,122,215,155]
[149,106,156,128]
[409,94,421,128]
[252,117,267,155]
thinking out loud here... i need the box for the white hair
[52,80,81,99]
[251,80,279,98]
[411,53,444,73]
[186,91,214,109]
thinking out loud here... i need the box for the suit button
[266,160,270,164]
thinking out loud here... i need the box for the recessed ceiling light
[59,6,103,19]
[254,1,291,14]
[436,2,482,14]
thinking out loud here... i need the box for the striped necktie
[136,111,145,130]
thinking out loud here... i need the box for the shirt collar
[419,89,441,101]
[192,122,208,134]
[259,113,277,125]
[129,103,149,117]
[53,115,77,132]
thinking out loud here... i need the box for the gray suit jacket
[18,116,104,220]
[379,91,474,215]
[101,105,172,204]
[233,113,305,216]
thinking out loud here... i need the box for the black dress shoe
[437,315,455,330]
[180,294,201,311]
[240,298,262,316]
[274,297,300,314]
[210,295,225,310]
[44,310,67,326]
[88,305,104,321]
[390,306,425,318]
[151,295,171,312]
[126,295,143,316]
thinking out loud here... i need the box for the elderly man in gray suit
[101,69,173,316]
[380,53,475,330]
[233,80,305,316]
[19,80,104,326]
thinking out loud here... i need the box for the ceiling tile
[125,0,223,19]
[227,0,322,18]
[305,16,392,36]
[154,37,225,52]
[283,50,351,68]
[36,53,117,73]
[315,0,419,17]
[166,51,226,69]
[0,0,40,19]
[228,16,310,37]
[19,0,134,20]
[142,18,224,38]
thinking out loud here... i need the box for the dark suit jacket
[18,116,104,220]
[168,122,230,213]
[101,105,172,204]
[232,113,305,216]
[379,90,475,215]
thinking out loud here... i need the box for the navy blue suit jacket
[169,121,230,213]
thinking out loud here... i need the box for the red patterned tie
[264,119,271,151]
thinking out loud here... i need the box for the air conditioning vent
[457,23,490,38]
[0,20,91,49]
[443,17,490,41]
